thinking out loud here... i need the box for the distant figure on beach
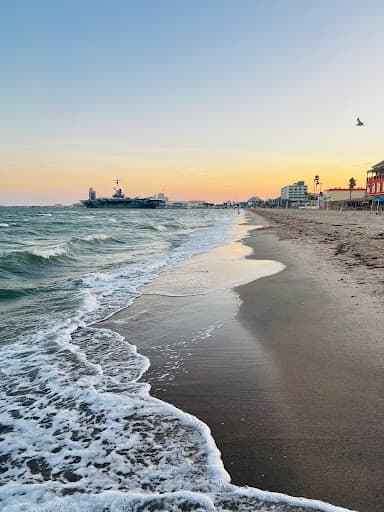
[356,117,364,126]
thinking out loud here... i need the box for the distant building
[325,188,366,202]
[248,196,262,207]
[89,188,96,200]
[263,198,279,208]
[281,181,308,204]
[367,160,384,198]
[187,200,206,206]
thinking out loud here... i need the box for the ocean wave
[80,233,110,242]
[0,222,10,228]
[0,287,38,301]
[139,223,167,231]
[69,233,125,246]
[0,282,67,301]
[137,222,194,233]
[0,246,70,273]
[31,245,68,258]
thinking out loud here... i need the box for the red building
[367,160,384,198]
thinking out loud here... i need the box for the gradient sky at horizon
[1,0,384,204]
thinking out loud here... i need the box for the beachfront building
[281,181,308,206]
[324,188,367,210]
[367,160,384,199]
[325,188,366,202]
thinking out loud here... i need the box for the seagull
[356,117,364,126]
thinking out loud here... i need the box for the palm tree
[349,177,356,200]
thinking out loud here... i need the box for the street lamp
[314,174,320,194]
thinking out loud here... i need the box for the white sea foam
[81,233,109,241]
[0,222,9,227]
[0,319,231,509]
[31,245,67,258]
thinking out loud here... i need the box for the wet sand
[100,212,384,512]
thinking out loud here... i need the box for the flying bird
[356,117,364,126]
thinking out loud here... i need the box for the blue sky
[1,1,384,203]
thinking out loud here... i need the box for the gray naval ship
[81,179,164,209]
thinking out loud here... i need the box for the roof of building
[372,160,384,170]
[326,188,365,191]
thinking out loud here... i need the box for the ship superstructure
[81,179,164,209]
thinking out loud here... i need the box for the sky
[1,0,384,204]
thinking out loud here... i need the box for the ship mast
[113,178,124,198]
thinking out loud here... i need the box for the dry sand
[252,208,384,304]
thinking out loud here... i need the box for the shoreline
[99,211,383,512]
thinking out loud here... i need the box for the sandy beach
[237,210,384,510]
[252,208,384,304]
[100,210,384,512]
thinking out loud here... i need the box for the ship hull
[81,199,163,209]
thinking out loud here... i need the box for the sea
[0,207,350,512]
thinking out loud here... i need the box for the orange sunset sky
[1,1,384,205]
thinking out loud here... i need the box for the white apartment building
[281,181,308,202]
